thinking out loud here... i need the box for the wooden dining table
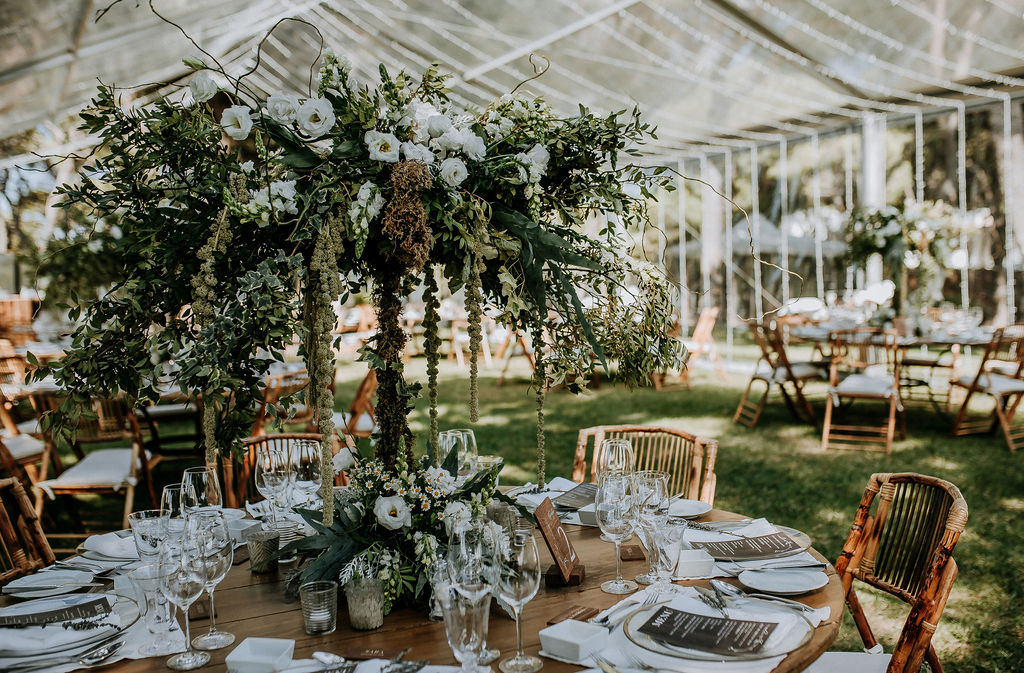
[57,510,845,673]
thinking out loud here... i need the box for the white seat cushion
[955,372,1024,396]
[2,433,45,460]
[803,651,891,673]
[836,374,897,397]
[0,418,41,437]
[36,449,139,497]
[136,402,198,420]
[332,410,375,434]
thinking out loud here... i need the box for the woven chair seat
[953,372,1024,396]
[804,652,891,673]
[36,448,145,497]
[2,434,45,461]
[0,419,40,437]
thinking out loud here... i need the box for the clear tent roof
[1,0,1023,155]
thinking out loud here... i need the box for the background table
[94,510,844,673]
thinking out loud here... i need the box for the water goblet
[159,535,210,670]
[188,509,235,650]
[128,563,180,657]
[651,519,687,586]
[181,465,222,514]
[449,428,479,476]
[496,524,542,673]
[289,439,322,507]
[254,446,288,523]
[439,585,491,673]
[595,471,638,595]
[632,470,669,585]
[128,509,169,563]
[597,439,634,542]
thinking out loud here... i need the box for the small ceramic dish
[228,518,261,543]
[225,637,294,673]
[539,619,606,662]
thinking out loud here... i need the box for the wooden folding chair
[31,394,157,530]
[572,425,718,504]
[332,369,377,439]
[948,324,1024,451]
[805,472,967,673]
[733,320,826,428]
[0,476,55,584]
[680,306,727,386]
[822,328,905,454]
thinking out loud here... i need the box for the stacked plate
[77,531,139,563]
[2,569,95,599]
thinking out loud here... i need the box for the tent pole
[957,103,969,312]
[845,126,855,297]
[780,138,790,303]
[812,132,824,300]
[724,150,734,361]
[1003,97,1016,321]
[751,146,763,319]
[678,161,690,334]
[915,111,925,204]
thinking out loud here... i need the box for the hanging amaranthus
[190,174,246,465]
[465,240,484,422]
[530,320,547,490]
[422,267,441,461]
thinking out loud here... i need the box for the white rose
[239,160,255,173]
[442,501,472,536]
[220,105,253,141]
[401,142,435,164]
[427,114,452,138]
[438,157,468,188]
[525,143,550,172]
[189,71,218,103]
[434,126,465,152]
[332,446,355,473]
[296,98,336,137]
[365,130,400,163]
[460,131,487,161]
[266,92,300,124]
[373,495,411,530]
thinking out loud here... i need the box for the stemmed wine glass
[632,470,670,585]
[597,439,634,542]
[159,524,210,670]
[189,509,235,650]
[496,523,542,673]
[441,429,478,477]
[289,439,322,507]
[595,471,638,594]
[254,446,288,523]
[158,485,185,633]
[181,466,223,514]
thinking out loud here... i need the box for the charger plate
[0,592,139,658]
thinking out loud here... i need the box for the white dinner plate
[221,508,247,520]
[738,568,829,596]
[669,499,712,519]
[1,569,94,598]
[0,593,139,658]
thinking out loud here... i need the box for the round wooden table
[79,509,843,673]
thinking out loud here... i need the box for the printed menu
[690,532,802,560]
[637,606,777,655]
[0,596,111,628]
[551,482,598,510]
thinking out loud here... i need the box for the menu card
[690,532,801,560]
[551,482,598,510]
[638,606,777,655]
[0,596,111,628]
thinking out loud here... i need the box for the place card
[690,532,802,561]
[535,498,583,584]
[637,606,777,656]
[0,596,111,628]
[551,482,598,510]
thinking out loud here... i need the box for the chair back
[834,473,967,673]
[973,324,1024,380]
[827,328,900,384]
[0,476,55,584]
[572,425,718,504]
[344,370,378,437]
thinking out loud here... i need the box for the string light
[890,0,1024,63]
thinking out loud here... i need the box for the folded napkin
[0,613,122,654]
[591,586,829,673]
[82,532,139,560]
[514,477,578,510]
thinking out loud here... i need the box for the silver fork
[592,591,661,629]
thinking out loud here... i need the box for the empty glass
[595,471,637,595]
[597,438,635,476]
[299,580,338,635]
[440,585,491,673]
[161,484,186,539]
[496,524,542,673]
[441,429,478,477]
[159,535,210,670]
[254,446,288,523]
[447,518,500,665]
[289,439,322,507]
[128,509,169,562]
[181,466,223,514]
[650,520,687,585]
[128,563,179,657]
[189,510,235,650]
[632,470,670,585]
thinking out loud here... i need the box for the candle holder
[343,578,385,631]
[244,528,280,573]
[299,580,338,635]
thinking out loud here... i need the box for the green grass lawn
[43,348,1023,671]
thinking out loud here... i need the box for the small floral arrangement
[285,443,503,612]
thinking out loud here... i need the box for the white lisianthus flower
[239,161,255,173]
[427,114,452,138]
[438,157,468,188]
[401,101,441,142]
[296,98,336,136]
[266,92,300,124]
[189,71,218,103]
[220,105,253,141]
[434,126,465,153]
[332,446,356,472]
[373,495,412,530]
[401,142,435,164]
[525,143,550,173]
[442,501,472,536]
[460,130,487,161]
[365,130,400,162]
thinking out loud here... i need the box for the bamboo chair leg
[884,397,897,454]
[846,587,880,651]
[793,384,816,424]
[121,484,135,529]
[993,397,1020,452]
[949,387,976,437]
[926,643,943,673]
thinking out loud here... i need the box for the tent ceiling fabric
[1,0,1022,153]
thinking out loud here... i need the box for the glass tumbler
[299,581,338,635]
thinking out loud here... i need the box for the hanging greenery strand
[422,267,441,461]
[530,320,547,490]
[466,239,484,423]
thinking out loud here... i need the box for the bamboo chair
[680,306,727,386]
[31,394,157,530]
[332,369,378,439]
[733,320,826,428]
[948,324,1024,451]
[0,477,55,585]
[805,472,968,673]
[572,425,717,504]
[822,328,905,454]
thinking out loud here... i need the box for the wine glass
[189,509,235,650]
[439,584,491,673]
[159,528,210,670]
[450,428,479,476]
[128,509,169,562]
[181,465,223,514]
[254,446,287,523]
[496,524,542,673]
[128,563,179,657]
[597,438,635,476]
[632,470,670,585]
[595,471,638,594]
[289,439,322,507]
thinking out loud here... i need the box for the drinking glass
[289,439,322,507]
[650,520,687,586]
[161,484,185,519]
[128,563,179,656]
[254,446,287,523]
[597,438,635,476]
[595,472,638,595]
[441,429,478,477]
[128,509,169,562]
[496,524,542,673]
[447,518,500,664]
[439,585,491,673]
[189,510,235,650]
[632,470,669,585]
[159,530,210,670]
[181,465,223,514]
[299,580,338,635]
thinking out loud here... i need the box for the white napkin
[82,532,139,560]
[681,519,821,579]
[591,586,830,673]
[0,613,122,654]
[514,477,578,510]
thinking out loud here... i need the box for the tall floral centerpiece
[41,12,681,561]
